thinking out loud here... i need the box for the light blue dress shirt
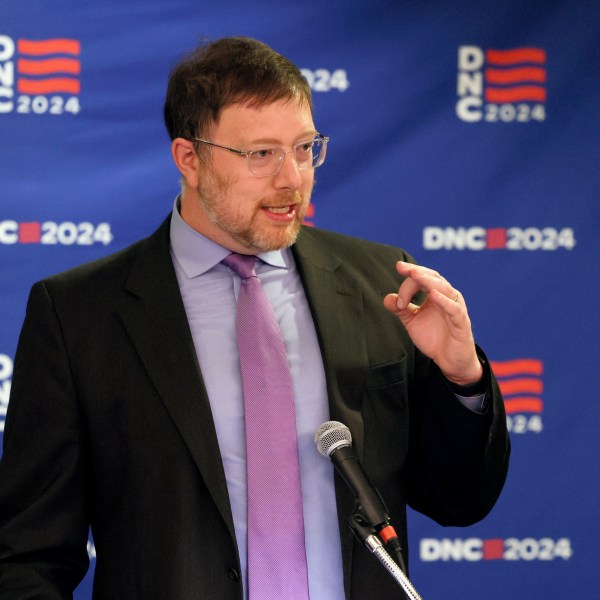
[169,205,345,599]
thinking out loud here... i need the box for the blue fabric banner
[1,1,598,597]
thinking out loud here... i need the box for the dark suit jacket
[0,217,509,599]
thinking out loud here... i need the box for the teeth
[267,206,291,214]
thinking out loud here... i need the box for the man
[0,37,509,599]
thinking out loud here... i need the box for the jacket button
[227,567,239,581]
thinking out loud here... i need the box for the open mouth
[262,205,297,220]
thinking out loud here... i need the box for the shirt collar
[169,197,290,278]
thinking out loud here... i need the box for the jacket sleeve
[406,346,510,526]
[0,282,90,598]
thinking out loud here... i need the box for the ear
[171,138,200,187]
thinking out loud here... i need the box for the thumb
[383,293,412,318]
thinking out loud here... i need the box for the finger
[395,260,443,280]
[396,262,452,292]
[395,261,456,307]
[427,290,474,334]
[383,292,419,316]
[428,288,462,311]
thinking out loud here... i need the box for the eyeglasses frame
[193,134,329,177]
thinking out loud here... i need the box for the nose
[273,150,304,190]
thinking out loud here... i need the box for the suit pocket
[365,358,407,392]
[364,359,408,430]
[362,358,410,483]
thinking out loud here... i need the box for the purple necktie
[223,253,310,600]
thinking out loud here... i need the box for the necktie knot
[223,253,258,280]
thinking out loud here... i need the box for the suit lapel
[293,226,370,595]
[293,227,369,451]
[117,218,236,544]
[115,220,371,592]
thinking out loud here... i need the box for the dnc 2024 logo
[423,226,575,252]
[420,537,572,562]
[0,34,81,115]
[491,358,544,435]
[456,45,547,123]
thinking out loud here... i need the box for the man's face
[181,97,317,254]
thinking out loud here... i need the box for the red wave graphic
[17,78,80,94]
[498,378,543,396]
[485,67,546,85]
[493,359,544,414]
[18,58,80,76]
[486,48,546,65]
[17,38,80,56]
[504,397,544,414]
[485,86,546,103]
[490,359,543,377]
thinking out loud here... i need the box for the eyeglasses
[194,134,329,177]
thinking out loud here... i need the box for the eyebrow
[244,131,318,147]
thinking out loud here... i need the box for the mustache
[260,190,304,207]
[261,177,315,205]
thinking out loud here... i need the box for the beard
[195,167,310,253]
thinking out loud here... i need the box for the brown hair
[163,37,313,141]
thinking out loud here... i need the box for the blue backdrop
[1,1,599,598]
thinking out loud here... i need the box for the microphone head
[314,421,352,457]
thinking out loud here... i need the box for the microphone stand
[349,512,423,600]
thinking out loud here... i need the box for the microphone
[314,421,391,531]
[315,421,409,578]
[315,421,422,598]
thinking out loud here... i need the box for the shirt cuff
[454,392,488,413]
[445,349,491,413]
